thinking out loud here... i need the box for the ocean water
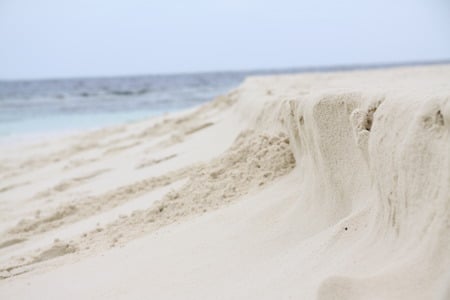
[0,72,251,141]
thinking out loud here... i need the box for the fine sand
[0,65,449,299]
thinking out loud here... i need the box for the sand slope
[0,65,449,299]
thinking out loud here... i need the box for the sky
[0,0,449,80]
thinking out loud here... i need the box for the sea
[0,62,440,142]
[0,72,248,142]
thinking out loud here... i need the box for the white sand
[0,65,449,299]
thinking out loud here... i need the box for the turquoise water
[0,110,163,138]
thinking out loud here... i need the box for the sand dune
[0,65,449,299]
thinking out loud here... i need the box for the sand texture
[0,65,449,299]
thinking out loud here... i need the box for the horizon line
[1,58,450,83]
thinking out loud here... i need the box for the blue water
[0,72,250,139]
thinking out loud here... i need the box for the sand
[0,65,449,299]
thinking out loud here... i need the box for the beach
[0,65,449,299]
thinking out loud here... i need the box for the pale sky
[0,0,449,80]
